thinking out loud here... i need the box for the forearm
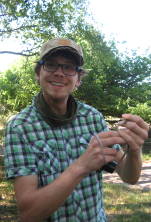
[116,113,149,184]
[116,148,142,184]
[17,163,86,222]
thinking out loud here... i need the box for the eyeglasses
[39,60,81,76]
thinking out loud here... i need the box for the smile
[51,81,65,86]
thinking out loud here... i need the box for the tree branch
[0,51,38,56]
[0,14,9,17]
[0,25,37,33]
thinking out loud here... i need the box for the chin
[45,91,68,101]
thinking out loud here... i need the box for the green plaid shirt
[5,98,120,222]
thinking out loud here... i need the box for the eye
[64,64,71,69]
[64,64,75,71]
[46,63,56,68]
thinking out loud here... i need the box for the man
[4,38,149,222]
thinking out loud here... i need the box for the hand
[75,131,126,175]
[118,114,149,153]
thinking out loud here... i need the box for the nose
[53,66,65,76]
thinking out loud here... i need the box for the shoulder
[6,104,39,130]
[77,100,103,117]
[76,100,109,132]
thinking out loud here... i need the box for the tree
[72,25,151,116]
[1,22,151,118]
[0,0,89,56]
[100,55,151,115]
[0,57,39,113]
[0,0,151,119]
[72,23,119,109]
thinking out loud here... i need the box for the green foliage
[0,57,39,112]
[72,25,151,117]
[127,103,151,123]
[0,0,89,54]
[98,55,151,116]
[72,24,120,112]
[0,0,151,121]
[1,23,151,119]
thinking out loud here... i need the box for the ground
[103,160,151,191]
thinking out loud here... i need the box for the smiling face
[36,55,81,105]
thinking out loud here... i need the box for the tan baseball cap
[40,38,84,65]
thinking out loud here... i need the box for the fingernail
[118,119,127,125]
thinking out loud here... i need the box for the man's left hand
[118,114,149,153]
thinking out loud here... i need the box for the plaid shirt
[5,98,120,222]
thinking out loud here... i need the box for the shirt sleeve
[4,122,38,179]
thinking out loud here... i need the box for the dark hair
[34,50,87,79]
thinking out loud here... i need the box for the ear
[35,72,40,85]
[75,79,81,88]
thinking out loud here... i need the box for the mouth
[50,81,65,87]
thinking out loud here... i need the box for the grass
[143,153,151,161]
[0,180,18,221]
[0,157,18,221]
[104,183,151,222]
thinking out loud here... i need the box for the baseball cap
[40,38,84,66]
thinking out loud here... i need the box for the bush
[127,103,151,123]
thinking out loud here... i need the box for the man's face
[36,55,80,102]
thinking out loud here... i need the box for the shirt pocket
[31,140,61,185]
[78,133,92,155]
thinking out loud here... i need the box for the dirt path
[103,161,151,191]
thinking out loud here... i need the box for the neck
[43,94,68,115]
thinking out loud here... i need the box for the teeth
[51,82,64,86]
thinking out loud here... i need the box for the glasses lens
[62,64,76,76]
[44,62,57,72]
[43,62,77,76]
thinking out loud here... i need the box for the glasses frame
[38,60,82,77]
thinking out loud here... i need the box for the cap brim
[42,46,83,66]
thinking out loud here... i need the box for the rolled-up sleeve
[4,122,37,179]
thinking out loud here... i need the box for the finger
[97,152,117,166]
[93,134,107,165]
[103,148,118,156]
[94,134,104,150]
[103,155,117,164]
[102,136,126,147]
[119,118,148,140]
[103,149,118,164]
[97,131,119,138]
[118,128,144,150]
[95,131,126,146]
[92,132,126,148]
[122,114,149,131]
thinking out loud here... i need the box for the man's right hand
[74,131,126,175]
